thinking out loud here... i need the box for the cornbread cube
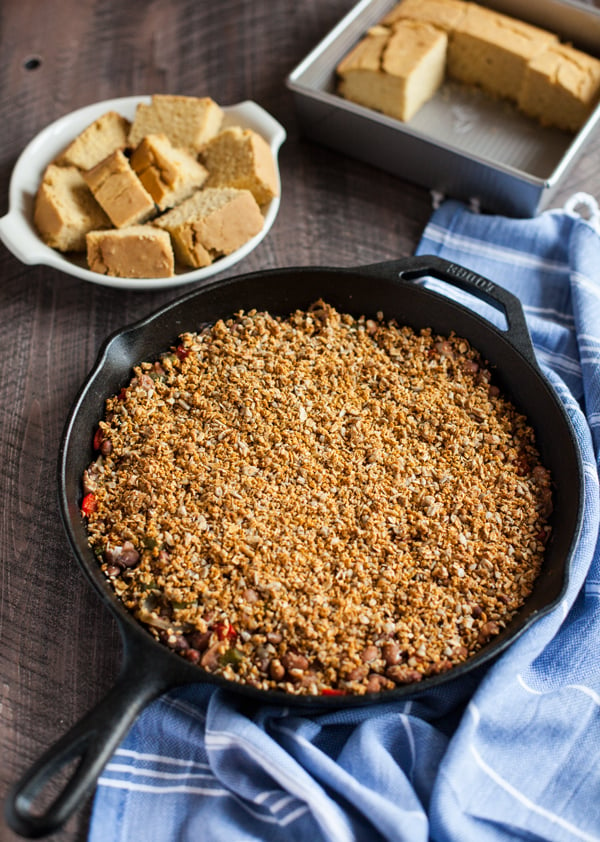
[128,95,223,153]
[130,133,209,211]
[55,111,131,171]
[83,150,156,228]
[154,187,264,268]
[337,20,448,122]
[518,43,600,132]
[201,126,279,205]
[34,164,111,252]
[381,0,468,32]
[86,225,175,278]
[447,5,557,101]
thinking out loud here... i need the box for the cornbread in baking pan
[86,225,175,278]
[54,111,131,171]
[128,94,224,153]
[381,0,468,32]
[34,164,111,252]
[154,187,264,268]
[518,42,600,132]
[83,149,157,228]
[337,20,448,122]
[201,127,280,206]
[447,4,557,101]
[130,133,209,211]
[336,0,600,132]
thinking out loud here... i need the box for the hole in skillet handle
[4,635,172,839]
[360,255,537,367]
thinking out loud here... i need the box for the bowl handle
[4,637,173,839]
[359,255,537,366]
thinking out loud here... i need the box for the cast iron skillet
[6,255,584,838]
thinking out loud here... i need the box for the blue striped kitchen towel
[88,198,600,842]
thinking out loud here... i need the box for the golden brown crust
[55,111,131,171]
[86,225,175,278]
[34,164,111,252]
[130,133,209,211]
[127,95,223,152]
[154,187,263,268]
[83,150,157,228]
[201,127,279,206]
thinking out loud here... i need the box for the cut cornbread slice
[381,0,468,32]
[447,4,557,101]
[128,95,223,153]
[55,111,131,171]
[154,187,264,268]
[337,20,448,122]
[201,126,279,205]
[86,225,175,278]
[83,150,156,228]
[130,133,209,211]
[33,164,111,252]
[518,42,600,132]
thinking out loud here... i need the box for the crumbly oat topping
[82,301,553,696]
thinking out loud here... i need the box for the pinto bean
[100,438,113,457]
[382,640,401,666]
[187,630,211,652]
[160,631,189,651]
[347,665,369,682]
[477,621,500,644]
[119,547,140,568]
[366,673,395,693]
[182,649,201,665]
[269,658,285,681]
[385,665,422,685]
[360,645,380,663]
[281,652,309,673]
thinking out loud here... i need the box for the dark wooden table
[2,2,600,840]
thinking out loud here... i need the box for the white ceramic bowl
[0,96,286,291]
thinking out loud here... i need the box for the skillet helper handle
[5,646,168,839]
[361,254,537,365]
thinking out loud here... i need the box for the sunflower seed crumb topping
[83,301,553,696]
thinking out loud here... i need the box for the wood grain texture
[1,1,599,840]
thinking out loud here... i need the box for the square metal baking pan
[286,0,600,216]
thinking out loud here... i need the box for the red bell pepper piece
[81,492,97,517]
[321,688,346,696]
[214,622,237,641]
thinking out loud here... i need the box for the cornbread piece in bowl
[447,4,558,101]
[337,20,448,122]
[34,163,111,252]
[518,42,600,132]
[381,0,468,32]
[154,186,263,268]
[86,225,174,278]
[128,94,223,152]
[201,126,279,206]
[130,133,209,211]
[83,149,156,228]
[54,110,131,170]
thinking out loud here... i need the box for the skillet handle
[360,255,537,365]
[4,639,171,839]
